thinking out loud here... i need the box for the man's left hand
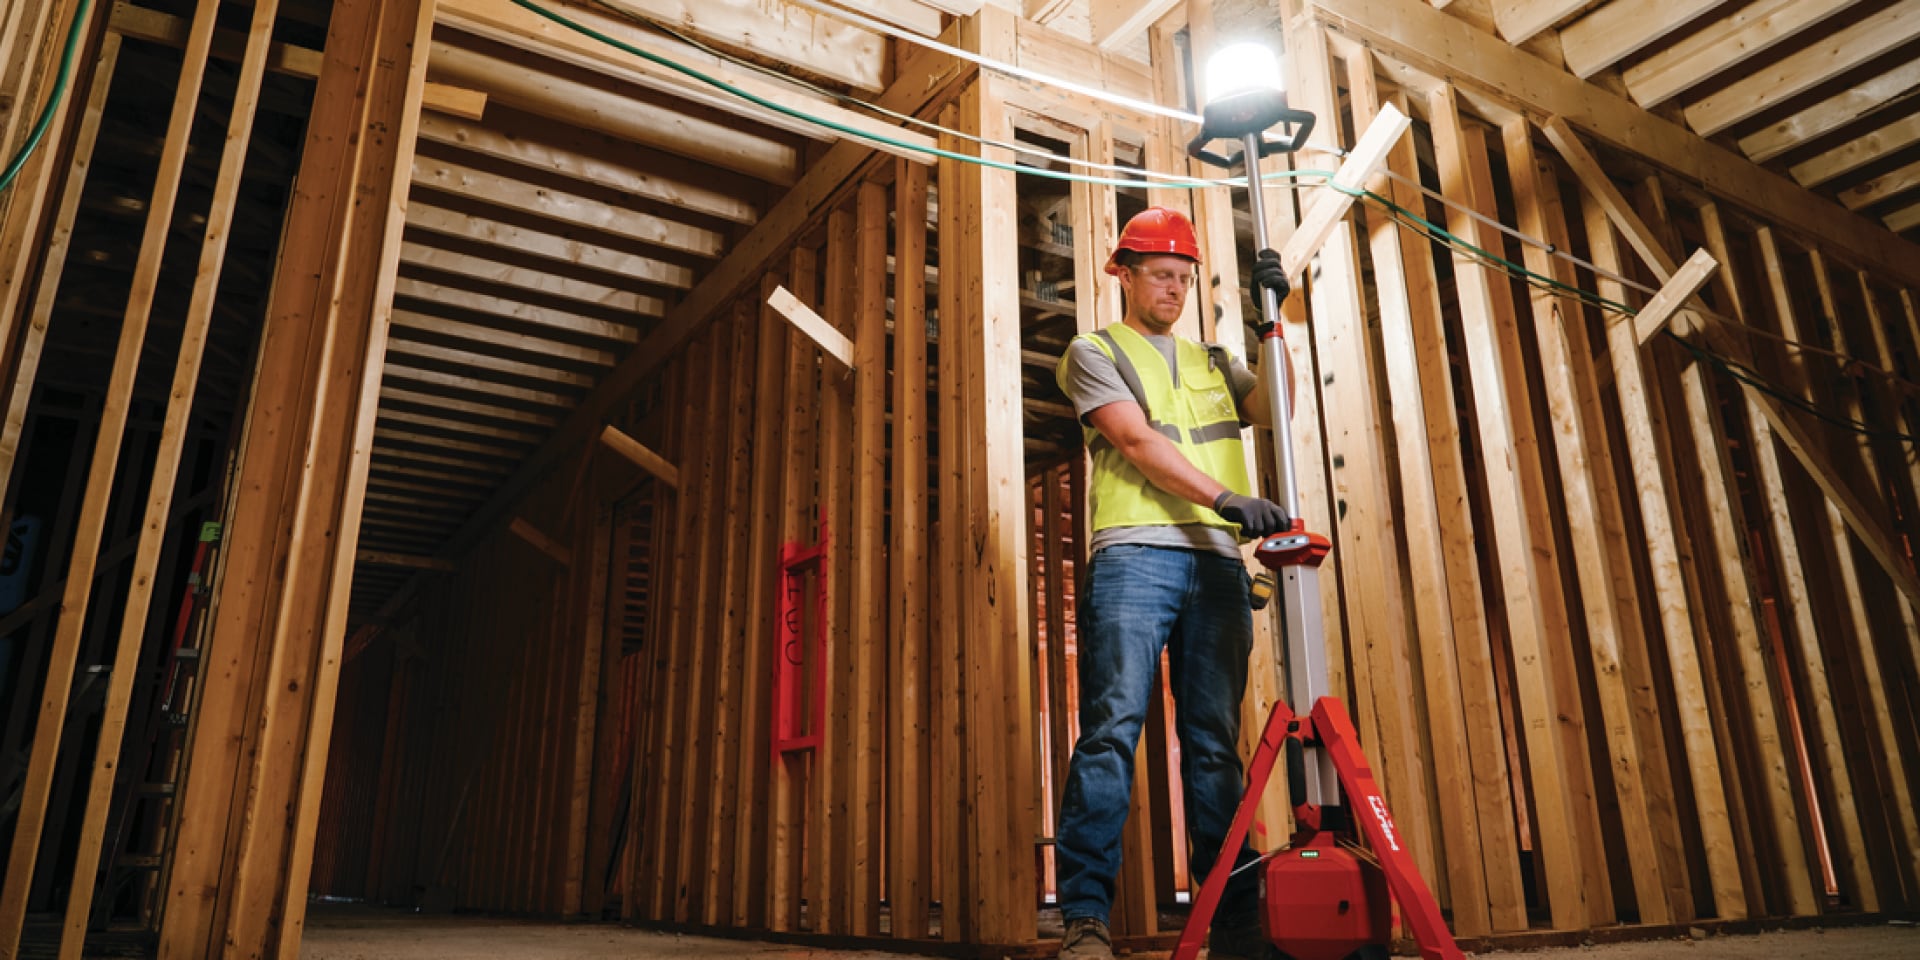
[1250,248,1289,305]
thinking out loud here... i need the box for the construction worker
[1053,206,1291,960]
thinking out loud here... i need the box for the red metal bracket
[771,518,829,763]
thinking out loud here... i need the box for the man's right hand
[1212,491,1290,538]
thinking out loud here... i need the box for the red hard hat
[1105,206,1201,276]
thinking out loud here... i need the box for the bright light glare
[1204,42,1285,103]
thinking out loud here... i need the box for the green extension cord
[0,0,95,194]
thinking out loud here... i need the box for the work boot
[1206,910,1274,960]
[1059,917,1113,960]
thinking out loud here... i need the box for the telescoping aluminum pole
[1235,132,1339,809]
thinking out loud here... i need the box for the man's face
[1121,253,1196,333]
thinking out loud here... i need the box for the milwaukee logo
[1368,795,1400,851]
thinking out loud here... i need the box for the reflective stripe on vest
[1061,325,1252,534]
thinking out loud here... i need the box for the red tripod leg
[1309,698,1465,960]
[1171,700,1298,960]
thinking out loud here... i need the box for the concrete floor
[300,905,1920,959]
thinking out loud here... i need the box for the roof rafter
[1683,0,1920,137]
[1622,0,1868,109]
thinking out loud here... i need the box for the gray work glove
[1213,490,1290,538]
[1250,248,1290,304]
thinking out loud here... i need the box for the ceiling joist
[1622,0,1868,109]
[1684,0,1920,138]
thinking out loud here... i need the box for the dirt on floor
[299,905,1919,960]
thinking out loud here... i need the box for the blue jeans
[1055,544,1262,927]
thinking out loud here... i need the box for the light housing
[1189,40,1315,166]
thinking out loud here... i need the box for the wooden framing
[0,0,224,947]
[9,2,1918,956]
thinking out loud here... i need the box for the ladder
[90,521,222,933]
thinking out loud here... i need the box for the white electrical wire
[782,0,1207,126]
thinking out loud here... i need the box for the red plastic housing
[1260,833,1389,960]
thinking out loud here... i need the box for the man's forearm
[1115,430,1228,508]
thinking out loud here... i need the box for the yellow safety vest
[1058,324,1251,535]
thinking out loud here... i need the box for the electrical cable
[514,0,1919,442]
[1664,331,1920,444]
[773,0,1207,126]
[0,0,94,195]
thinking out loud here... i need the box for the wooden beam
[582,0,888,92]
[436,0,932,162]
[1090,0,1181,50]
[767,284,856,370]
[1633,248,1718,343]
[510,516,573,564]
[398,239,670,314]
[1304,0,1920,292]
[0,0,218,947]
[412,155,727,258]
[108,1,483,118]
[1559,0,1729,79]
[356,549,457,571]
[403,22,970,628]
[598,424,678,486]
[1683,0,1920,138]
[1786,110,1920,188]
[1840,157,1920,210]
[413,111,758,225]
[815,0,943,36]
[1491,0,1596,45]
[404,201,690,296]
[392,275,640,344]
[1549,118,1920,607]
[391,308,618,366]
[1278,101,1412,283]
[426,38,800,185]
[1621,0,1866,109]
[422,80,487,119]
[1737,58,1920,164]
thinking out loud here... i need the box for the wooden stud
[0,0,223,947]
[842,179,889,937]
[1547,116,1920,608]
[0,27,118,578]
[1349,56,1512,935]
[1299,41,1439,899]
[394,24,973,624]
[1518,121,1696,925]
[727,272,787,929]
[766,245,820,932]
[1699,208,1876,913]
[1576,188,1749,920]
[698,307,758,923]
[1432,83,1594,930]
[887,155,933,940]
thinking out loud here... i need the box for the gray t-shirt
[1060,332,1257,558]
